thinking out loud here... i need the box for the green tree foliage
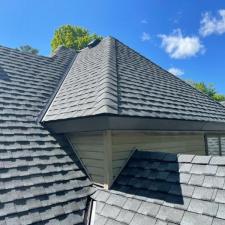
[188,80,225,102]
[17,45,39,55]
[51,25,102,52]
[212,93,225,102]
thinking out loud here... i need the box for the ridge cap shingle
[93,36,118,115]
[43,37,119,121]
[42,36,225,123]
[41,51,78,122]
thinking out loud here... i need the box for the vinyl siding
[111,131,205,178]
[67,132,105,185]
[67,131,205,187]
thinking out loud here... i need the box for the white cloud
[141,32,150,41]
[141,19,148,24]
[200,9,225,37]
[168,67,184,76]
[158,29,205,59]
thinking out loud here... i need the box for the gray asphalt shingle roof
[1,38,225,225]
[92,151,225,225]
[0,45,93,225]
[43,36,225,123]
[221,101,225,106]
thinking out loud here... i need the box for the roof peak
[42,36,225,126]
[43,36,119,121]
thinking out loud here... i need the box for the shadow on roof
[0,66,10,81]
[111,150,184,205]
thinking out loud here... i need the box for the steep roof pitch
[0,46,93,225]
[92,151,225,225]
[43,36,225,123]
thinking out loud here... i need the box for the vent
[87,39,101,48]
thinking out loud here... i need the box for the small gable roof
[92,150,225,225]
[43,36,225,124]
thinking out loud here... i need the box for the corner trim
[103,130,113,189]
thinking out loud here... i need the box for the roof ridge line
[114,38,120,115]
[0,44,52,59]
[93,37,119,115]
[38,51,78,123]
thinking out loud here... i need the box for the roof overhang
[41,115,225,134]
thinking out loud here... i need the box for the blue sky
[0,0,225,94]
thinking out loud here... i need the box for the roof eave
[41,115,225,134]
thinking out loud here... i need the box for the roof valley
[0,45,92,225]
[41,47,77,122]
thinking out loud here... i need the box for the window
[205,134,225,156]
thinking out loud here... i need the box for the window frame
[204,133,224,156]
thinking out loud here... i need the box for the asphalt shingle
[181,211,213,225]
[92,151,225,225]
[2,37,225,225]
[0,45,92,225]
[43,37,225,124]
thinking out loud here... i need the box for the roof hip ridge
[93,36,119,115]
[40,50,78,122]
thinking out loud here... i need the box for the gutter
[89,200,96,225]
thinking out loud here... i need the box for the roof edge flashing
[41,115,225,134]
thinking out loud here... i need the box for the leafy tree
[17,45,39,55]
[212,93,225,102]
[51,25,102,52]
[187,80,225,102]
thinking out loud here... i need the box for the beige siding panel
[113,143,204,153]
[111,131,205,178]
[113,134,202,144]
[112,132,205,153]
[69,132,104,145]
[112,159,126,168]
[113,168,121,177]
[81,159,104,168]
[67,131,105,186]
[91,175,104,185]
[78,151,104,160]
[68,144,104,152]
[67,131,205,187]
[86,166,104,176]
[113,151,132,160]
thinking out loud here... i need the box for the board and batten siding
[67,131,205,188]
